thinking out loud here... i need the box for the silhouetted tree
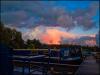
[26,39,42,49]
[0,22,24,48]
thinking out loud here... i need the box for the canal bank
[75,55,100,75]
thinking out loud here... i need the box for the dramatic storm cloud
[1,1,99,46]
[22,26,76,43]
[23,26,96,46]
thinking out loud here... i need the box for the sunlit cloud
[40,27,76,44]
[22,26,96,46]
[1,1,99,46]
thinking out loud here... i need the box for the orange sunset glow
[40,28,76,44]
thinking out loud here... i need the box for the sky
[1,1,99,46]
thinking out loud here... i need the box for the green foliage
[26,39,41,49]
[0,22,24,48]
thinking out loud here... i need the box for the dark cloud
[1,1,99,30]
[96,31,100,47]
[62,35,96,46]
[76,36,95,42]
[73,2,99,30]
[1,10,29,28]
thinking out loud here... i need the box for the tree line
[0,22,99,51]
[0,22,43,49]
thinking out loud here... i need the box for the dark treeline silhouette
[26,39,42,49]
[0,22,24,49]
[0,22,99,51]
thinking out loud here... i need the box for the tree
[9,29,24,48]
[0,22,24,48]
[26,39,42,49]
[26,39,35,49]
